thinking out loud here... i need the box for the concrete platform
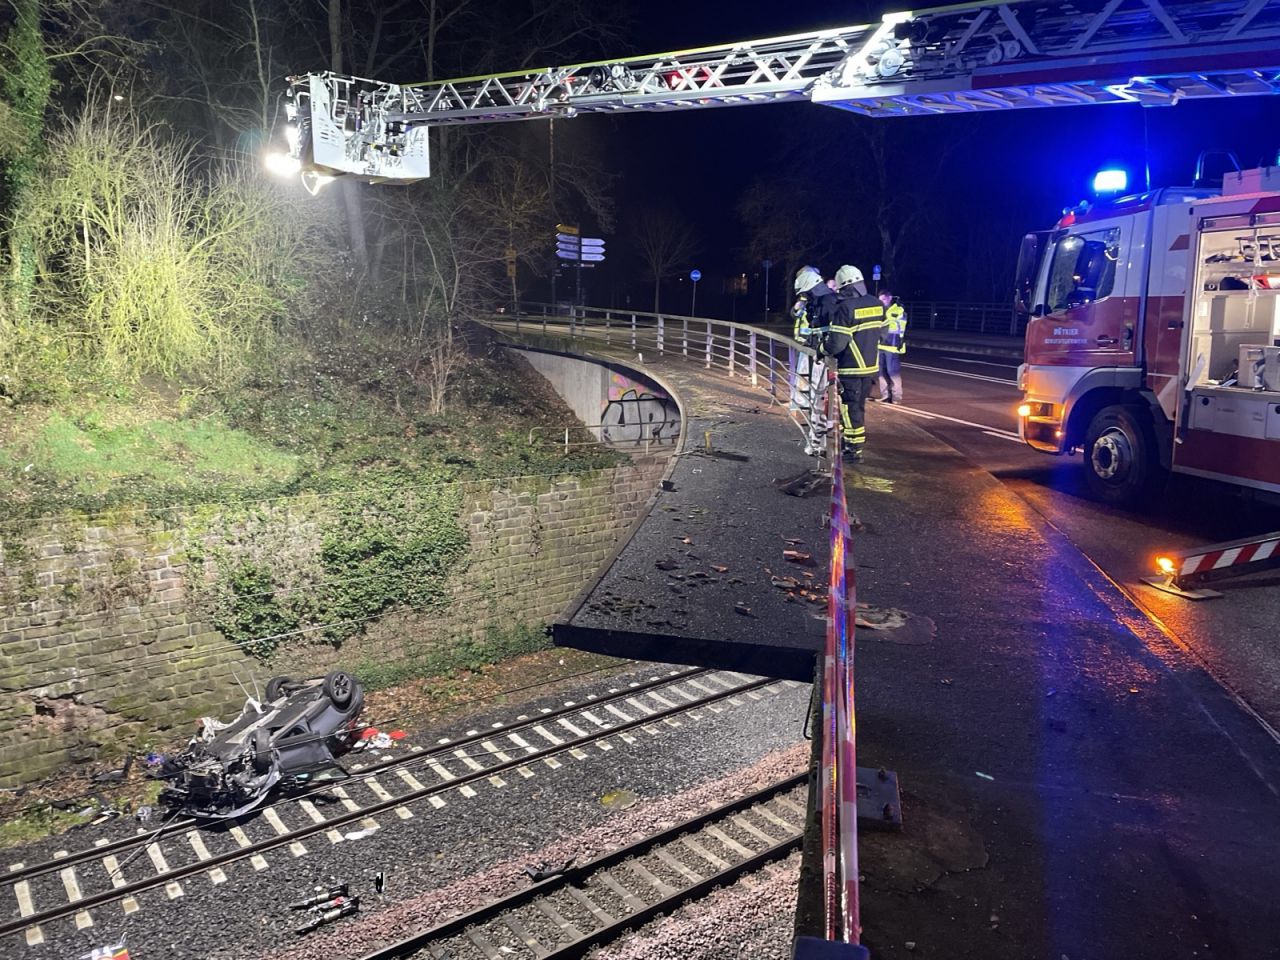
[554,357,833,681]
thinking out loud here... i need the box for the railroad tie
[503,913,550,959]
[597,871,647,913]
[680,836,730,871]
[624,859,676,898]
[652,848,702,884]
[466,927,503,960]
[533,898,584,943]
[564,885,615,926]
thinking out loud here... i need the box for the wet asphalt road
[885,345,1280,732]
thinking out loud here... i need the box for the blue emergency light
[1092,168,1128,194]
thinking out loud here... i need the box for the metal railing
[904,300,1023,337]
[496,303,867,954]
[495,304,822,445]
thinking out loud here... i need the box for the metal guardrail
[904,300,1023,337]
[500,304,823,445]
[501,303,867,954]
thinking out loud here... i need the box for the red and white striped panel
[1181,538,1280,578]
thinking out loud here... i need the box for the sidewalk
[549,344,1280,959]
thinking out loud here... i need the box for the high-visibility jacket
[825,292,885,377]
[794,286,837,348]
[878,302,907,354]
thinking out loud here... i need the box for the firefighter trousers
[839,374,873,452]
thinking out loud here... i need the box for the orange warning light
[1017,403,1032,417]
[1156,556,1176,576]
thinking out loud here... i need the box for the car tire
[323,671,356,709]
[265,676,295,702]
[251,728,273,773]
[1083,405,1164,506]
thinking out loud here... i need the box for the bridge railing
[499,302,868,956]
[904,300,1023,337]
[497,304,823,447]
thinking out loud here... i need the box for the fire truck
[1015,164,1280,505]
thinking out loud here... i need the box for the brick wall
[0,459,668,788]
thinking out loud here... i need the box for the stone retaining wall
[0,459,667,788]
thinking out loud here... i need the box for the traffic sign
[557,239,581,253]
[556,223,579,236]
[556,233,580,246]
[872,264,882,281]
[580,238,605,249]
[578,252,605,262]
[690,269,702,282]
[762,258,772,270]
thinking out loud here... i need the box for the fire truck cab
[1016,167,1280,505]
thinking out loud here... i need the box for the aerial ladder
[281,0,1280,189]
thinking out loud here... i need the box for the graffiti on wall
[601,372,679,446]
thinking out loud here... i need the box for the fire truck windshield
[1046,228,1120,311]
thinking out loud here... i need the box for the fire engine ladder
[286,0,1280,183]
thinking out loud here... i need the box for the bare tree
[634,209,698,313]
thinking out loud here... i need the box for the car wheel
[1083,405,1163,506]
[265,676,295,702]
[251,728,273,773]
[323,671,356,709]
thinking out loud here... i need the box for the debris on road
[783,549,814,565]
[975,771,995,781]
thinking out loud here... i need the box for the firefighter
[793,266,837,456]
[877,289,907,404]
[827,265,885,462]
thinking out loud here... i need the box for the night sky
[517,1,1280,314]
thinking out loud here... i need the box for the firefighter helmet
[835,265,864,289]
[794,266,823,294]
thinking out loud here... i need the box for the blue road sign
[872,264,882,281]
[556,233,580,245]
[690,269,702,282]
[580,238,605,249]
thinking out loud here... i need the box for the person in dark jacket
[824,265,885,462]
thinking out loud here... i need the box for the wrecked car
[157,672,365,819]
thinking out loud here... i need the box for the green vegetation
[352,621,551,691]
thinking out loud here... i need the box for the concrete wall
[515,348,681,450]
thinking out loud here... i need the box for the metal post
[705,321,713,369]
[728,326,736,377]
[631,313,637,351]
[657,315,665,355]
[763,258,772,325]
[682,318,689,358]
[605,310,611,344]
[691,278,699,317]
[749,330,758,386]
[768,337,776,398]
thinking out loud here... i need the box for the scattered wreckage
[156,672,365,819]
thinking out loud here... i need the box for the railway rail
[3,667,803,947]
[357,774,809,960]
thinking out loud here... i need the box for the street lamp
[762,258,772,324]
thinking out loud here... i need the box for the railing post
[682,318,689,359]
[605,310,611,344]
[728,326,736,377]
[657,315,665,355]
[749,330,759,386]
[631,313,637,351]
[705,321,713,369]
[768,337,776,398]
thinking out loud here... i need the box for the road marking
[942,356,1018,369]
[983,429,1024,443]
[877,401,1021,440]
[902,361,1018,384]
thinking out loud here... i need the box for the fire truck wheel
[1083,405,1160,506]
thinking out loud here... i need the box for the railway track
[358,774,808,960]
[2,668,805,948]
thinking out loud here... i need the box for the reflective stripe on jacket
[825,294,885,377]
[879,302,907,354]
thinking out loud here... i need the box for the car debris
[154,672,364,819]
[290,883,350,910]
[295,893,360,934]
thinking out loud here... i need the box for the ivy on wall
[189,478,469,659]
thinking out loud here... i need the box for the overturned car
[157,672,365,819]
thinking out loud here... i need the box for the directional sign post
[872,263,882,294]
[690,268,702,317]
